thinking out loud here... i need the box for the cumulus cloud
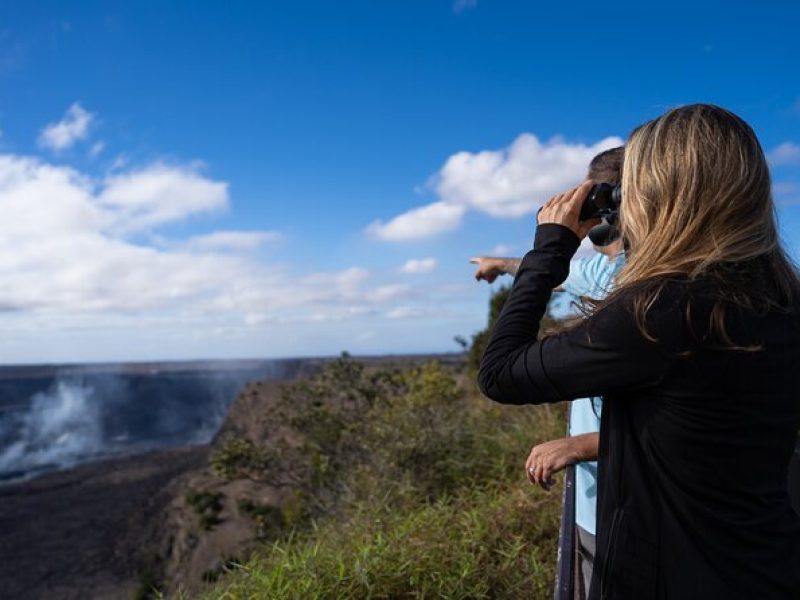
[38,103,94,151]
[387,306,424,320]
[99,164,229,233]
[386,305,458,320]
[773,181,800,206]
[89,141,105,158]
[185,230,282,251]
[365,284,413,303]
[489,244,515,256]
[0,153,400,328]
[368,133,623,241]
[400,257,437,274]
[0,154,237,313]
[453,0,477,13]
[0,108,496,361]
[768,142,800,167]
[367,201,465,241]
[434,133,623,217]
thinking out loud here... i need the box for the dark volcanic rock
[0,354,463,599]
[0,446,208,600]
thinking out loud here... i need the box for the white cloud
[38,103,94,151]
[400,257,437,274]
[0,114,496,363]
[387,306,424,320]
[364,284,412,303]
[489,243,515,256]
[434,133,623,218]
[301,266,370,290]
[0,155,241,313]
[0,154,401,327]
[185,230,281,251]
[369,133,623,241]
[110,154,128,171]
[99,163,229,233]
[768,142,800,167]
[773,181,800,206]
[367,201,465,241]
[89,141,105,158]
[387,305,459,320]
[453,0,477,13]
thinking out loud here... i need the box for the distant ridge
[0,352,462,380]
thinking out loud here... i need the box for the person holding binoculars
[479,104,800,599]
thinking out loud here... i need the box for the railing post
[553,464,576,600]
[790,440,800,517]
[553,400,577,600]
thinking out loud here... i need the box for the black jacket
[479,224,800,599]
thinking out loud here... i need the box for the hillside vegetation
[172,288,566,599]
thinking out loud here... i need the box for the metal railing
[553,463,576,600]
[554,436,800,600]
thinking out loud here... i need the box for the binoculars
[580,183,621,247]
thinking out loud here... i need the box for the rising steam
[0,382,102,476]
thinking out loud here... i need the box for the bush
[186,490,225,531]
[132,570,162,600]
[195,484,560,600]
[211,438,266,482]
[194,351,567,599]
[238,499,285,540]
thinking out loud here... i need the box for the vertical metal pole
[789,440,800,517]
[554,404,577,600]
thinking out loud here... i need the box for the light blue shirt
[560,250,625,535]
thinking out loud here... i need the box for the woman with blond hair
[479,104,800,599]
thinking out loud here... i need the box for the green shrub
[186,490,225,531]
[131,570,162,600]
[238,499,285,539]
[195,484,560,600]
[211,438,267,482]
[197,353,567,599]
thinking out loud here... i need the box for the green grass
[184,346,566,599]
[194,482,560,600]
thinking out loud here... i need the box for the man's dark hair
[588,146,624,185]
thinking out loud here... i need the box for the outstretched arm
[470,255,566,291]
[469,256,522,283]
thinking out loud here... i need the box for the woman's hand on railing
[526,432,600,490]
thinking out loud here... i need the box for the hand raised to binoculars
[537,180,602,240]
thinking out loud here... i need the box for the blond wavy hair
[607,104,800,346]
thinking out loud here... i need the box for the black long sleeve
[478,223,674,406]
[479,224,800,598]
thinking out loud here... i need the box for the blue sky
[0,0,798,363]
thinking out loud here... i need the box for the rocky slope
[0,365,320,600]
[158,379,291,597]
[0,354,462,599]
[0,446,208,600]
